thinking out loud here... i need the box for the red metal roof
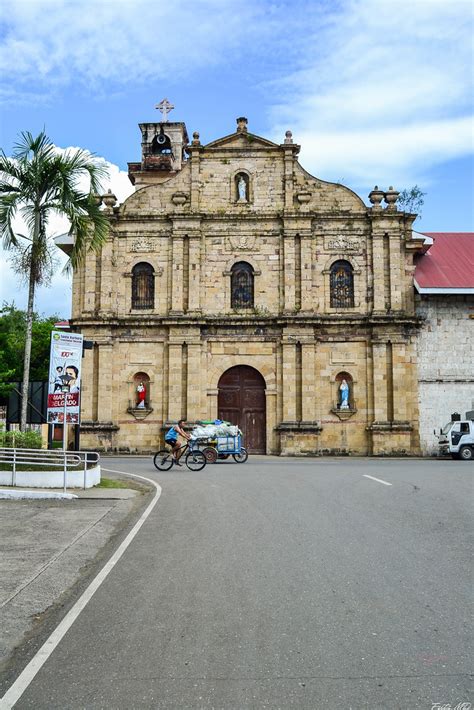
[414,232,474,292]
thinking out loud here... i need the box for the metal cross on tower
[155,98,174,122]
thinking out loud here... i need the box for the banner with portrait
[47,331,83,424]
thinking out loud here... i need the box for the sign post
[47,331,83,492]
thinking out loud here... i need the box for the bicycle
[153,440,207,472]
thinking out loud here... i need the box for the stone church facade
[67,114,426,455]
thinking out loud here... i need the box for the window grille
[231,261,254,309]
[132,262,154,309]
[330,260,354,308]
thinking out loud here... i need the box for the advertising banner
[47,331,83,424]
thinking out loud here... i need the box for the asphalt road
[3,457,473,709]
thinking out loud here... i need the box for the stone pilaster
[97,343,113,422]
[187,234,201,313]
[371,231,385,313]
[300,232,314,313]
[389,234,403,311]
[170,235,184,314]
[283,234,296,312]
[301,342,316,421]
[186,341,202,419]
[392,341,409,422]
[372,341,388,422]
[83,249,97,313]
[98,238,114,315]
[282,341,297,421]
[168,342,183,420]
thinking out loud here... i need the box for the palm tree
[0,130,110,431]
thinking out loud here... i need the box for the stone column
[170,235,184,315]
[168,342,183,420]
[187,235,201,313]
[301,342,316,421]
[282,342,297,421]
[97,344,113,422]
[372,341,388,422]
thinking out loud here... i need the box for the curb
[0,490,78,500]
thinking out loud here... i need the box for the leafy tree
[0,303,60,398]
[0,130,109,430]
[398,185,426,218]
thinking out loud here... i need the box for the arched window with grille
[132,262,154,309]
[330,260,354,308]
[231,261,254,309]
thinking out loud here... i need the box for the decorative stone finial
[192,131,200,145]
[284,130,293,144]
[368,185,384,210]
[102,189,117,210]
[384,186,400,211]
[236,116,248,133]
[155,98,174,122]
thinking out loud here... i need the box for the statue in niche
[136,381,147,409]
[339,379,350,409]
[237,175,248,202]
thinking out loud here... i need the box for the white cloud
[0,0,259,101]
[267,0,474,185]
[0,150,134,317]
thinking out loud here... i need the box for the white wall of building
[416,295,474,455]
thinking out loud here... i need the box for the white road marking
[0,469,161,710]
[363,474,392,486]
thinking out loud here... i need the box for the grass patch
[96,477,130,489]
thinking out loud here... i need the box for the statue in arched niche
[136,381,147,409]
[339,379,350,409]
[237,175,248,202]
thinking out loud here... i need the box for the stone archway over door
[218,366,266,454]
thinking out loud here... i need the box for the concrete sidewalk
[0,479,152,685]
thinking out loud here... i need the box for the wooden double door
[218,366,266,454]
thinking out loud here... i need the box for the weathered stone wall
[71,118,424,455]
[416,295,474,455]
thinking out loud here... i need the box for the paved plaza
[1,456,472,709]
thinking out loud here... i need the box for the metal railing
[0,447,100,490]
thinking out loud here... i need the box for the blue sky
[1,0,473,318]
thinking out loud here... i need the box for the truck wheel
[459,446,473,461]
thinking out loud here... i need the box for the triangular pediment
[205,131,280,150]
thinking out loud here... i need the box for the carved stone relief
[129,237,155,253]
[227,235,257,251]
[324,236,361,252]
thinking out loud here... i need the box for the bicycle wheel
[232,447,248,463]
[153,449,174,471]
[185,450,207,471]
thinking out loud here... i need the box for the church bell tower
[127,99,189,186]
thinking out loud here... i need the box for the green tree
[0,130,109,430]
[0,304,60,398]
[398,185,426,218]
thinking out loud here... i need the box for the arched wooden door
[218,366,266,454]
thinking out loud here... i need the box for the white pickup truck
[437,416,474,460]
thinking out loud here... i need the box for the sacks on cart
[190,421,240,441]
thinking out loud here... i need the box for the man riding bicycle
[164,419,191,466]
